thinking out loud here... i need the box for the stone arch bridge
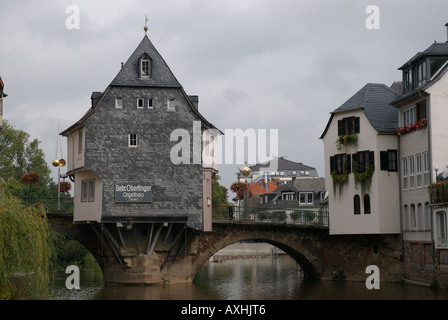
[48,213,403,285]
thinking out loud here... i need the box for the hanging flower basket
[21,171,41,186]
[397,118,427,136]
[56,181,72,193]
[230,182,253,200]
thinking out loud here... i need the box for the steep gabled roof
[61,34,221,136]
[320,83,399,139]
[110,35,181,88]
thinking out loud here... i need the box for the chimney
[188,95,199,110]
[445,23,448,43]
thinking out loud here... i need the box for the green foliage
[335,134,358,151]
[49,232,100,271]
[0,120,57,203]
[0,191,51,299]
[212,175,229,207]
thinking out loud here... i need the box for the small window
[380,150,397,172]
[402,158,408,190]
[78,130,83,154]
[354,195,361,215]
[299,192,314,205]
[168,99,175,112]
[129,134,137,147]
[88,179,95,202]
[141,58,150,77]
[337,116,360,136]
[137,98,144,109]
[81,180,88,202]
[147,98,153,109]
[364,194,371,214]
[116,98,123,109]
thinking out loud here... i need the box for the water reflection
[49,256,448,300]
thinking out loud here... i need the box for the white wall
[323,109,400,235]
[73,170,102,222]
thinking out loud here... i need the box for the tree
[0,120,56,202]
[212,175,229,207]
[0,192,51,299]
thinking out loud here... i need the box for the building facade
[321,83,401,235]
[243,156,319,185]
[392,40,448,283]
[61,33,219,232]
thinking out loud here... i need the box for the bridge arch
[191,221,326,280]
[48,213,105,271]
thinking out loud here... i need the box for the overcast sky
[1,0,448,197]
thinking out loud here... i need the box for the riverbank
[211,242,286,262]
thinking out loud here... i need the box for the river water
[49,255,448,301]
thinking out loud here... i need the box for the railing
[212,205,329,227]
[428,182,448,204]
[20,197,74,213]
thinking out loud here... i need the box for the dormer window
[140,54,151,79]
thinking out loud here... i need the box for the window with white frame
[409,156,415,189]
[282,192,296,201]
[141,58,150,78]
[417,203,423,230]
[402,106,415,127]
[88,179,95,202]
[147,98,153,109]
[167,99,175,112]
[116,98,123,109]
[436,211,448,247]
[129,133,137,147]
[137,98,144,109]
[423,152,430,186]
[416,154,422,187]
[299,192,314,205]
[402,158,408,190]
[81,179,95,202]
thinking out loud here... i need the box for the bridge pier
[49,214,404,285]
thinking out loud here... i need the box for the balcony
[428,181,448,205]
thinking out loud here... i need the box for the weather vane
[144,15,148,34]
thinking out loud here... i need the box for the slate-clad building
[61,32,219,232]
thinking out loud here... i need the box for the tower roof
[109,35,182,88]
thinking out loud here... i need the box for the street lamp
[53,158,66,211]
[239,165,251,220]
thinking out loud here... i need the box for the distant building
[0,76,7,130]
[255,177,326,224]
[242,156,319,185]
[321,83,401,235]
[61,32,219,232]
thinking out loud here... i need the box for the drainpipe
[418,89,435,267]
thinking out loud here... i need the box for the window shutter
[369,151,375,169]
[330,156,336,173]
[345,154,352,173]
[354,117,360,133]
[380,151,389,171]
[337,120,344,136]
